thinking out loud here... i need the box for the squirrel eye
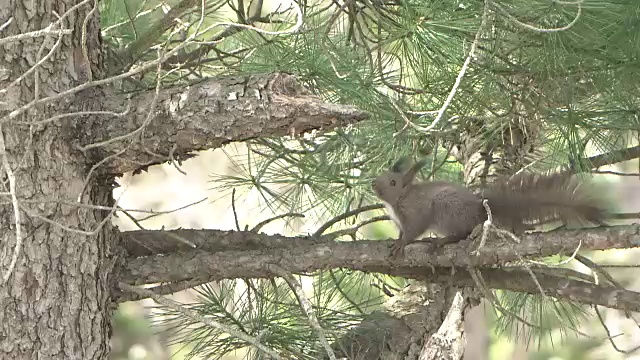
[390,180,396,186]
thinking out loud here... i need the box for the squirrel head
[372,157,427,203]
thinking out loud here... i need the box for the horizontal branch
[123,228,328,257]
[78,73,368,174]
[414,268,640,313]
[121,224,640,274]
[580,145,640,169]
[118,225,640,309]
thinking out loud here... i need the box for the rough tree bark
[0,1,366,359]
[118,225,640,292]
[0,1,115,359]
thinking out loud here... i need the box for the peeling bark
[75,73,368,175]
[419,292,467,360]
[324,284,476,360]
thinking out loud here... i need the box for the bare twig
[231,188,241,231]
[23,192,123,236]
[119,209,148,231]
[102,3,162,34]
[591,170,640,177]
[251,213,305,232]
[468,266,544,329]
[468,267,604,342]
[0,24,72,46]
[575,254,625,290]
[528,240,581,267]
[0,20,66,95]
[167,144,187,175]
[269,265,337,360]
[490,0,582,33]
[0,197,207,217]
[320,215,389,240]
[469,199,552,330]
[80,0,99,81]
[0,17,13,32]
[120,207,196,248]
[0,125,23,283]
[493,227,547,298]
[594,306,639,354]
[473,200,547,297]
[313,203,384,237]
[595,264,640,269]
[134,197,208,221]
[118,282,284,359]
[388,95,429,136]
[472,198,493,256]
[118,278,205,302]
[77,148,128,202]
[422,0,490,132]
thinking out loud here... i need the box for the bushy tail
[483,172,608,231]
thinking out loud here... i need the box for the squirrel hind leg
[435,233,472,246]
[559,205,609,228]
[582,206,609,226]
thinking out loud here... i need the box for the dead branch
[418,291,467,360]
[74,73,368,174]
[578,145,640,169]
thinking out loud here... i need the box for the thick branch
[118,243,640,313]
[121,224,640,270]
[123,228,327,256]
[118,225,640,310]
[579,145,640,169]
[415,268,640,314]
[77,73,368,174]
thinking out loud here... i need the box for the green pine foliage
[101,0,640,358]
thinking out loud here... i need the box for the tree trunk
[0,1,116,358]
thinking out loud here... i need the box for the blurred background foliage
[101,0,640,358]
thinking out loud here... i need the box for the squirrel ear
[402,159,428,185]
[391,156,412,173]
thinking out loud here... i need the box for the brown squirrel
[372,157,608,258]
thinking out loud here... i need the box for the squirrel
[372,157,608,258]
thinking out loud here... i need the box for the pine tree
[2,0,639,358]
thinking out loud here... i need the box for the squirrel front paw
[389,241,406,259]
